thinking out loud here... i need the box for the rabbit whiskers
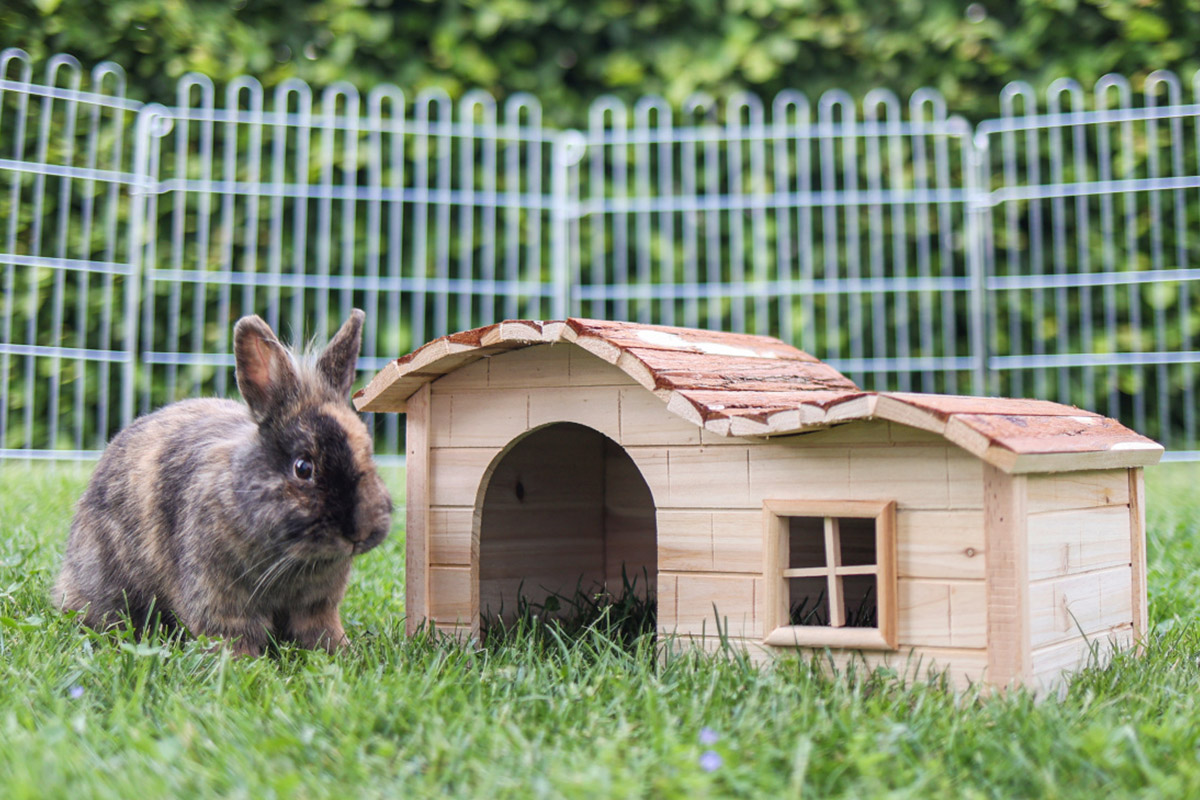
[244,550,302,611]
[230,541,292,587]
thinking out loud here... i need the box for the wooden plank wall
[679,636,991,691]
[1025,469,1137,689]
[654,420,989,685]
[418,343,994,686]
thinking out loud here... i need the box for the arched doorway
[476,422,657,626]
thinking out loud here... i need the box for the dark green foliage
[790,583,877,628]
[791,587,827,626]
[479,567,657,654]
[4,1,1198,125]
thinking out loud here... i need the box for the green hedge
[4,0,1198,125]
[3,1,1199,453]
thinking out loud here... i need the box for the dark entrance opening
[477,422,657,631]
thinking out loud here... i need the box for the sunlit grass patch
[1,461,1199,797]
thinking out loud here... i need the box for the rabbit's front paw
[288,607,348,653]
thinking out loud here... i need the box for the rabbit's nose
[350,498,391,546]
[351,523,388,555]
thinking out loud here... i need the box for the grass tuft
[479,567,657,654]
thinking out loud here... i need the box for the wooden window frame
[762,499,898,650]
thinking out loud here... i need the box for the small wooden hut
[356,319,1162,690]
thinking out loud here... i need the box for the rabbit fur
[53,310,393,655]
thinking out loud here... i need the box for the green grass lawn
[2,463,1200,798]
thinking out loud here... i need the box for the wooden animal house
[355,318,1163,690]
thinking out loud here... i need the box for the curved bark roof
[354,318,1163,474]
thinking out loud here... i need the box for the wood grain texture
[711,510,763,572]
[429,355,489,392]
[898,579,952,646]
[679,637,990,690]
[1025,469,1130,513]
[877,501,899,649]
[753,442,986,511]
[658,511,715,572]
[1129,468,1148,649]
[1002,447,1164,475]
[657,573,679,633]
[895,510,985,580]
[364,319,1163,668]
[761,505,786,635]
[983,464,1031,687]
[897,578,988,647]
[447,389,529,448]
[527,386,622,441]
[949,582,987,648]
[621,446,670,507]
[619,386,702,446]
[478,424,606,622]
[892,578,984,647]
[761,498,895,520]
[428,387,453,448]
[749,445,851,506]
[484,343,570,389]
[604,439,658,593]
[667,446,752,508]
[1026,506,1132,582]
[878,392,1099,424]
[476,423,659,626]
[848,446,952,507]
[404,383,431,635]
[428,447,497,507]
[1030,624,1134,691]
[1028,566,1133,649]
[947,414,1160,456]
[762,626,891,650]
[670,388,866,423]
[352,359,410,412]
[428,566,473,626]
[664,573,760,639]
[826,518,846,627]
[428,507,475,566]
[563,317,817,361]
[569,347,649,386]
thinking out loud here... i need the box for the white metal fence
[3,48,1200,462]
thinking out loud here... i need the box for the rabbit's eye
[293,457,315,481]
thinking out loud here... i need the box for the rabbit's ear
[316,309,364,399]
[234,315,298,420]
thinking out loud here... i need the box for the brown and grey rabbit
[53,309,393,655]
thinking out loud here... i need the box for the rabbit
[52,309,393,655]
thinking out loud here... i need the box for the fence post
[550,130,586,320]
[123,104,167,427]
[965,130,991,397]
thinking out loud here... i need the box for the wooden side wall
[652,419,989,685]
[1025,469,1139,690]
[413,343,994,685]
